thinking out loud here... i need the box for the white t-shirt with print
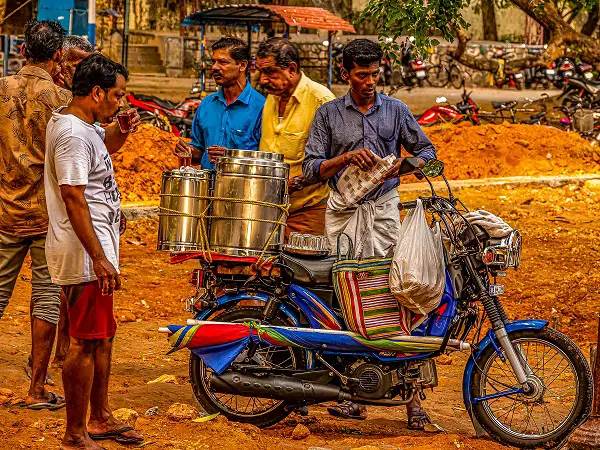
[44,108,121,285]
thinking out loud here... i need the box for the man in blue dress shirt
[303,39,437,427]
[175,37,265,169]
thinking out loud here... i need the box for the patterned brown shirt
[0,66,71,236]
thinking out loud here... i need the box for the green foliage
[358,0,471,55]
[360,0,597,54]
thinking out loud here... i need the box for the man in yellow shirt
[256,38,335,240]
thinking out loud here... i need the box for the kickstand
[468,407,488,438]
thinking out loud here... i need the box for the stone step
[127,64,166,74]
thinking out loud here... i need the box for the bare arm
[60,184,121,295]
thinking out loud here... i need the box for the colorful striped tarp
[162,321,466,374]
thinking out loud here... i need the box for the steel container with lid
[157,167,213,252]
[210,149,289,256]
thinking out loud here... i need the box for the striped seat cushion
[333,257,424,340]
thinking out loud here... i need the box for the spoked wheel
[427,65,450,88]
[449,65,464,89]
[189,306,306,427]
[471,328,592,448]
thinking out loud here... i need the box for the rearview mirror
[435,96,447,104]
[422,159,444,178]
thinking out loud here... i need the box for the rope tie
[159,193,289,266]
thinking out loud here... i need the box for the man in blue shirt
[175,37,265,169]
[303,39,436,427]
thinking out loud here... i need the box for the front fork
[465,259,532,386]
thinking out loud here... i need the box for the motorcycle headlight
[585,72,594,80]
[482,230,522,270]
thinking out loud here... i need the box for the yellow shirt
[260,73,335,212]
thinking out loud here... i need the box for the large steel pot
[157,168,212,252]
[210,149,289,256]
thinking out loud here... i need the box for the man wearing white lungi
[302,39,437,427]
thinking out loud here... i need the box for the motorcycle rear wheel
[470,328,592,448]
[189,306,306,428]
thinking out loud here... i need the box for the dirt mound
[113,124,180,203]
[113,122,600,203]
[424,122,600,179]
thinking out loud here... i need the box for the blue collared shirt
[190,82,265,169]
[303,91,436,203]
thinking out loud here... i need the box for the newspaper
[336,154,396,207]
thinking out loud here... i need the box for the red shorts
[62,282,117,340]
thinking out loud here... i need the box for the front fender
[462,319,548,413]
[193,292,300,326]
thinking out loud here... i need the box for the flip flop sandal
[407,407,432,430]
[24,364,55,386]
[327,402,366,420]
[23,392,66,411]
[89,426,144,445]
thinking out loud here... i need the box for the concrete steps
[118,45,166,74]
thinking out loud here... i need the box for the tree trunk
[481,0,499,41]
[509,0,600,66]
[581,0,599,36]
[451,27,500,73]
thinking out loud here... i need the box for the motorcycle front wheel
[470,327,592,448]
[189,306,306,428]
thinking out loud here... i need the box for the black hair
[211,37,250,66]
[257,37,301,70]
[342,39,383,72]
[71,54,129,97]
[22,19,66,63]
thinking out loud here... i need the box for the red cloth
[63,282,117,340]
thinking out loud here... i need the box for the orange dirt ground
[1,182,599,450]
[114,123,600,202]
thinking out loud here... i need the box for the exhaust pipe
[210,371,351,402]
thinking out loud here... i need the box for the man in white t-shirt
[45,54,143,449]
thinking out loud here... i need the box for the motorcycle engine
[349,362,392,399]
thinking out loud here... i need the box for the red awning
[182,5,356,33]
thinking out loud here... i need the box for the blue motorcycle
[168,159,592,449]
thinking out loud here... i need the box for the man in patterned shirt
[0,20,70,409]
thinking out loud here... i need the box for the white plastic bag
[389,199,445,315]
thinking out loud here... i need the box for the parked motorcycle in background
[392,37,429,87]
[491,49,525,90]
[126,92,200,138]
[415,83,480,126]
[523,65,555,90]
[550,56,594,88]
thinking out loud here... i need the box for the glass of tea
[116,109,137,133]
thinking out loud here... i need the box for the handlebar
[399,197,435,210]
[553,105,578,114]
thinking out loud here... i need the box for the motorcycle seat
[135,93,179,110]
[531,111,546,120]
[457,103,476,113]
[521,112,546,124]
[281,253,336,286]
[492,101,517,111]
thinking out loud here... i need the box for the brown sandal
[407,407,431,430]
